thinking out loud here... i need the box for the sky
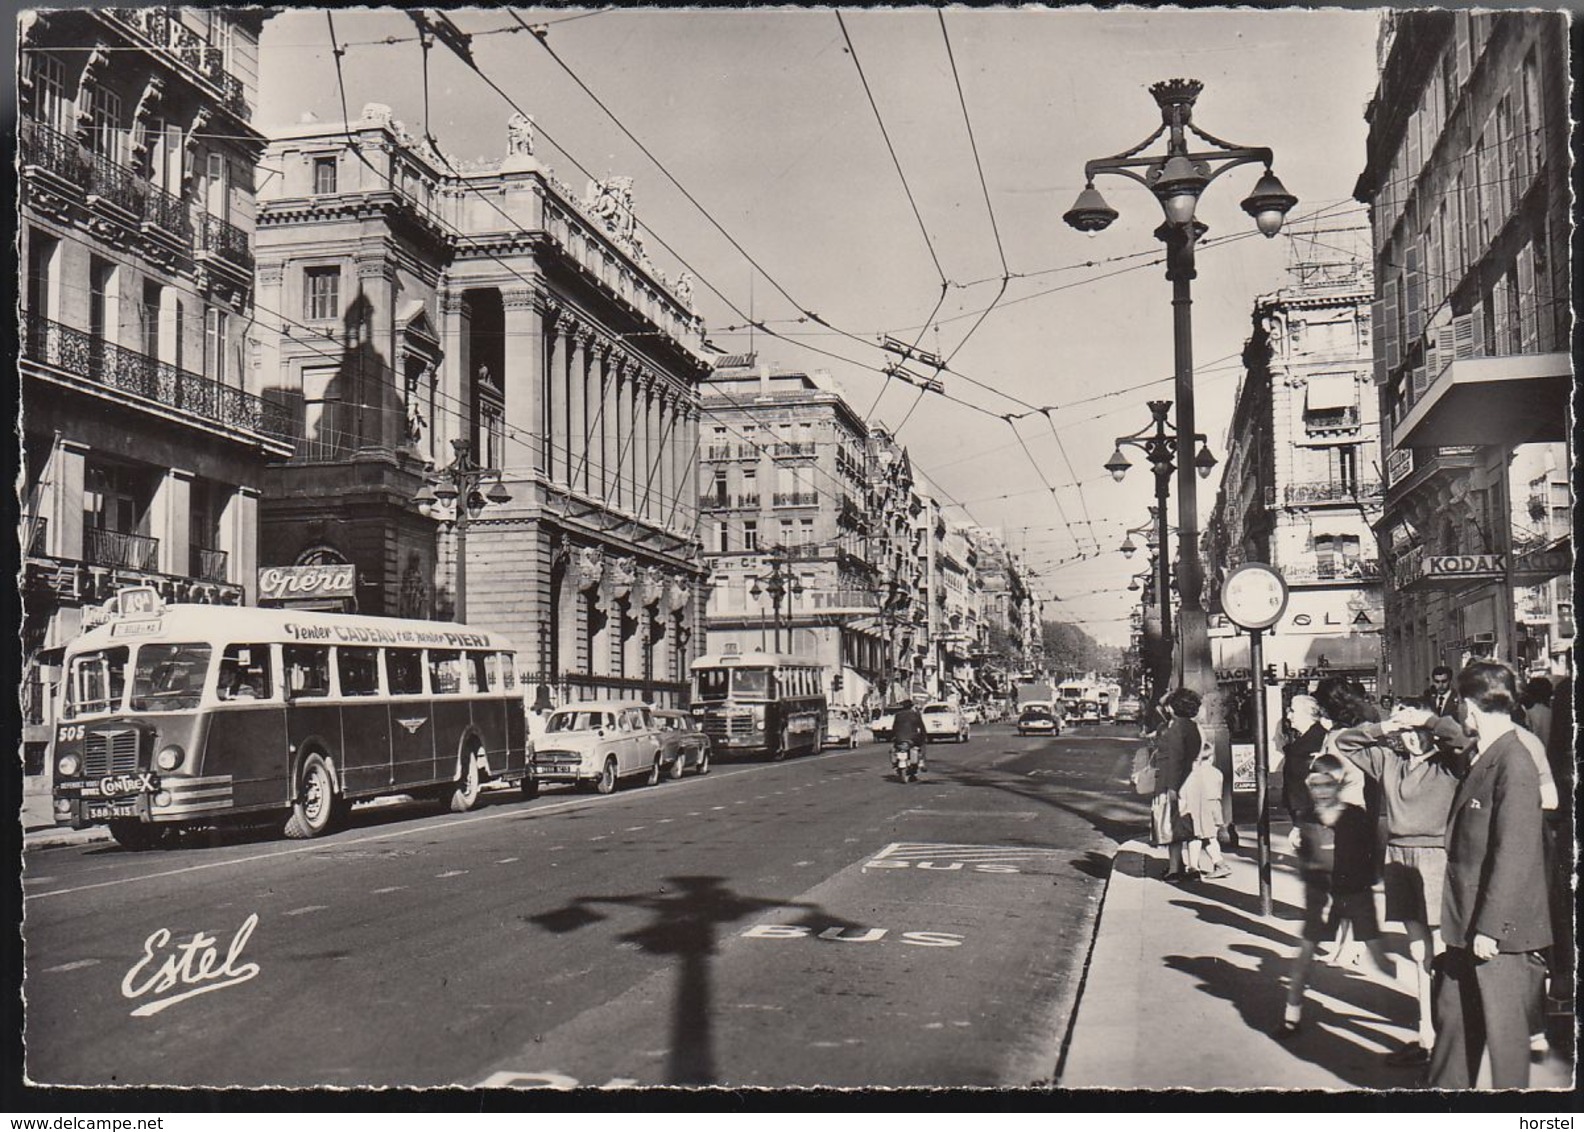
[257,7,1383,646]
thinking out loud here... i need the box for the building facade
[1354,10,1571,689]
[1206,254,1385,693]
[19,9,282,779]
[255,107,708,705]
[697,362,903,707]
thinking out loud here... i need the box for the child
[1276,752,1395,1039]
[1178,732,1230,879]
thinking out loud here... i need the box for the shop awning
[1306,374,1357,411]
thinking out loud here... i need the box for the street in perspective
[15,5,1575,1101]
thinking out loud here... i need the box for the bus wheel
[284,753,338,840]
[450,747,483,814]
[595,756,618,795]
[107,819,163,851]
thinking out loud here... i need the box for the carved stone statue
[584,176,642,257]
[507,113,535,157]
[607,556,637,599]
[572,546,605,591]
[674,271,695,309]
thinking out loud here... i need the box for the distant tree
[1039,619,1121,677]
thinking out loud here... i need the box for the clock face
[1222,565,1287,630]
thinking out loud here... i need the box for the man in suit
[1281,694,1328,825]
[1425,664,1458,720]
[1427,660,1552,1089]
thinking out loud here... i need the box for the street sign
[1220,563,1289,632]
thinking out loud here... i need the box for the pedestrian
[1282,694,1329,826]
[1426,664,1459,720]
[1275,749,1396,1040]
[1178,721,1231,880]
[1329,697,1464,1068]
[1427,660,1552,1089]
[1520,676,1553,742]
[1315,677,1387,965]
[1153,688,1203,884]
[1542,674,1573,1022]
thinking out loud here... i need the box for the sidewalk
[1061,821,1575,1091]
[18,783,110,850]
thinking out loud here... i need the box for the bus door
[385,648,437,788]
[334,646,392,794]
[425,650,470,781]
[283,643,344,798]
[207,642,289,814]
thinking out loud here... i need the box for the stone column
[682,406,700,537]
[501,287,541,479]
[602,353,621,506]
[608,356,627,510]
[221,486,259,603]
[545,305,569,486]
[655,389,672,530]
[354,255,396,450]
[568,328,588,494]
[635,372,652,521]
[438,292,472,464]
[149,467,194,578]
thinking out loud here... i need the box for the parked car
[825,706,860,749]
[922,702,970,743]
[530,700,663,794]
[1017,703,1060,736]
[1113,697,1143,724]
[1078,700,1102,723]
[961,704,983,725]
[653,708,712,779]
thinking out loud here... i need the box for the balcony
[772,442,815,459]
[705,444,734,461]
[85,150,145,217]
[24,313,297,447]
[103,8,249,117]
[190,545,229,583]
[736,494,761,509]
[773,492,819,507]
[143,181,193,242]
[1283,480,1383,507]
[1383,446,1481,506]
[1392,351,1571,449]
[19,119,88,189]
[1279,559,1382,584]
[85,528,160,572]
[198,210,253,274]
[26,518,48,556]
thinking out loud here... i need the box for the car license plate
[86,801,139,820]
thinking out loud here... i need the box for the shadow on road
[527,875,832,1086]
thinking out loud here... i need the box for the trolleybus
[689,652,826,760]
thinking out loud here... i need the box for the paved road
[22,723,1146,1089]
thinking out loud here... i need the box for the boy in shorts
[1329,698,1462,1067]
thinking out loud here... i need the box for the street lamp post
[1069,78,1295,700]
[1108,400,1215,699]
[413,438,511,624]
[749,546,804,654]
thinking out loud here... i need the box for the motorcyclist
[890,700,928,774]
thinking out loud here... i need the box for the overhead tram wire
[937,11,1010,365]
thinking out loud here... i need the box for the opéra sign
[258,564,356,603]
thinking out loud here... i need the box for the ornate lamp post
[413,437,511,623]
[749,546,804,654]
[1069,79,1294,699]
[1106,399,1216,695]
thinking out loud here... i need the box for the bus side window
[337,647,380,697]
[218,644,273,701]
[284,645,330,699]
[387,648,424,696]
[499,653,516,691]
[428,650,462,695]
[465,651,490,694]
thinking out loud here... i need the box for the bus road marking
[373,886,406,894]
[285,905,328,916]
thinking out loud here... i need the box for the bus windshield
[66,647,129,718]
[130,644,211,712]
[694,666,774,701]
[730,669,771,699]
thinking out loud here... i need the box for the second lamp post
[413,437,511,624]
[750,547,804,654]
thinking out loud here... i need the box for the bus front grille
[699,713,753,739]
[84,728,140,777]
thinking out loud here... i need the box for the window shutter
[1412,363,1428,400]
[1451,312,1476,359]
[1405,242,1424,342]
[1462,155,1481,264]
[1516,242,1537,352]
[1491,276,1511,356]
[1454,13,1471,86]
[1371,297,1387,384]
[1425,325,1441,383]
[1383,277,1401,371]
[1424,225,1441,313]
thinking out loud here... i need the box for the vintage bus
[52,588,530,847]
[689,652,826,760]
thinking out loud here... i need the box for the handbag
[1130,746,1157,796]
[1150,790,1178,846]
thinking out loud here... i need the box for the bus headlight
[57,753,80,778]
[156,745,184,771]
[154,791,172,809]
[752,706,766,732]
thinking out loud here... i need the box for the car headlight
[157,745,184,771]
[57,753,80,778]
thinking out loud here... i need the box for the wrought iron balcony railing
[85,149,146,215]
[26,517,48,556]
[1279,559,1382,583]
[190,545,229,583]
[143,180,193,241]
[1284,480,1384,506]
[104,9,249,116]
[24,314,297,445]
[705,445,734,461]
[85,528,160,572]
[19,119,88,187]
[772,492,819,507]
[198,210,253,272]
[772,442,815,458]
[736,494,761,509]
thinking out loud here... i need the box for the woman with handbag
[1153,687,1204,883]
[1179,725,1231,880]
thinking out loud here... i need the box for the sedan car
[961,704,983,725]
[922,702,969,743]
[1017,704,1061,736]
[531,700,663,794]
[870,709,896,742]
[653,708,712,779]
[824,706,860,749]
[1113,697,1143,725]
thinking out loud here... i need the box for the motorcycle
[891,739,925,783]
